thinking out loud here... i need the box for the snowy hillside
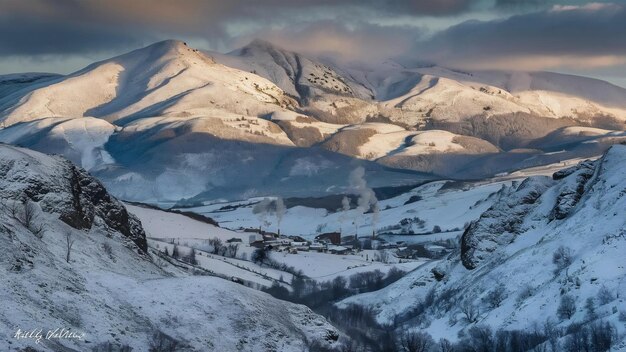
[0,145,341,352]
[0,40,625,202]
[339,144,626,349]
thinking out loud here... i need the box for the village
[243,228,452,260]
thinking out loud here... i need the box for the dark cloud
[1,0,626,85]
[0,0,474,57]
[235,21,423,63]
[410,3,626,70]
[0,15,147,56]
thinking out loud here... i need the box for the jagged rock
[0,145,147,251]
[461,176,554,269]
[552,160,594,180]
[549,161,595,220]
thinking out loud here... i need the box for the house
[249,234,263,244]
[263,234,276,242]
[250,240,265,249]
[309,242,325,252]
[396,247,416,259]
[289,235,308,242]
[379,242,398,249]
[425,244,447,257]
[315,232,341,245]
[277,237,293,245]
[327,245,349,255]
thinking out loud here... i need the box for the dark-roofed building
[315,232,341,245]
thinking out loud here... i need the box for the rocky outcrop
[0,145,147,251]
[549,161,595,220]
[460,176,554,269]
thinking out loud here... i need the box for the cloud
[1,0,626,84]
[0,15,148,56]
[0,0,477,57]
[235,21,423,63]
[409,2,626,70]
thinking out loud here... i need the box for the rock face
[460,176,554,269]
[548,160,595,220]
[0,144,147,251]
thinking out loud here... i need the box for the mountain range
[0,39,625,203]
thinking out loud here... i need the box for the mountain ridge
[0,39,624,202]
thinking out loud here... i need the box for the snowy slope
[0,39,625,203]
[0,117,116,170]
[0,145,340,352]
[184,178,513,239]
[352,65,626,125]
[127,202,423,285]
[212,39,374,102]
[340,145,626,346]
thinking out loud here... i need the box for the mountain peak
[234,38,290,56]
[140,39,192,57]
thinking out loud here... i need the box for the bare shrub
[552,246,573,275]
[460,300,480,323]
[484,283,507,309]
[398,330,434,352]
[226,243,239,258]
[516,284,534,304]
[6,199,45,238]
[148,330,181,352]
[91,342,133,352]
[557,295,576,320]
[596,286,614,305]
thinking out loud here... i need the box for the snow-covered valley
[0,36,625,352]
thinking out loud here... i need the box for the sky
[1,0,626,87]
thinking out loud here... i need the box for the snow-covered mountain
[0,144,341,351]
[339,144,626,349]
[0,40,432,202]
[0,39,625,202]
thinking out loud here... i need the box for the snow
[0,145,340,352]
[187,178,511,241]
[125,204,242,241]
[1,39,625,204]
[127,202,423,284]
[339,146,626,344]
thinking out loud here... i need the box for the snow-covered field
[183,178,512,241]
[127,203,424,285]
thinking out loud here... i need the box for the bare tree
[557,294,576,320]
[398,330,434,352]
[439,338,455,352]
[484,283,507,309]
[185,248,197,265]
[208,237,223,255]
[226,243,239,258]
[552,246,573,275]
[65,230,75,263]
[597,285,614,305]
[460,300,480,323]
[7,198,45,238]
[149,330,180,352]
